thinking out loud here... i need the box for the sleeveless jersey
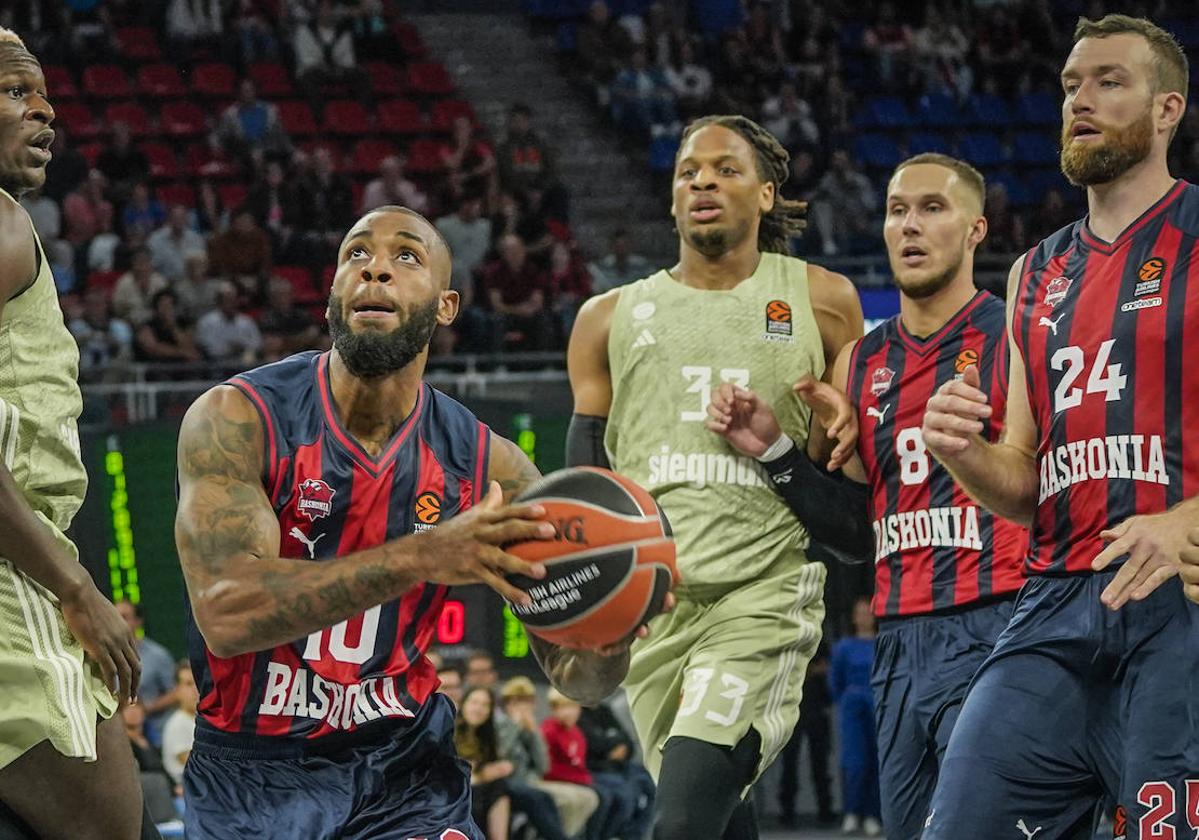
[848,291,1026,617]
[1012,179,1199,575]
[605,253,825,594]
[0,189,87,562]
[187,351,489,749]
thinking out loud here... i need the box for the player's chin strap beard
[327,294,440,379]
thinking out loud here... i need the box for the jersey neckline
[1079,178,1185,254]
[894,290,989,357]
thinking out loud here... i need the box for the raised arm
[0,196,139,703]
[565,289,619,468]
[806,264,865,465]
[176,385,551,657]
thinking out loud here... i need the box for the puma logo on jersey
[632,329,656,349]
[1016,819,1043,839]
[1038,314,1065,336]
[289,526,325,559]
[866,404,891,424]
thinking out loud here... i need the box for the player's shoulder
[804,261,856,303]
[1024,218,1084,274]
[420,384,486,474]
[0,191,36,301]
[1164,179,1199,236]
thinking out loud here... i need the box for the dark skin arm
[0,196,140,702]
[175,385,552,658]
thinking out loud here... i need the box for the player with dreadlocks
[561,115,864,839]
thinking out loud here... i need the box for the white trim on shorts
[758,563,823,765]
[0,400,18,467]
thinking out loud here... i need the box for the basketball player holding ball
[564,115,865,840]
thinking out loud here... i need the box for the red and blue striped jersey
[1012,179,1199,575]
[849,291,1027,617]
[186,350,489,748]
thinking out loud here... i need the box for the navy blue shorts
[923,571,1199,840]
[184,693,483,840]
[871,597,1013,840]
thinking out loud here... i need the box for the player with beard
[706,154,1028,839]
[0,27,160,840]
[565,115,864,840]
[921,15,1199,839]
[174,205,657,839]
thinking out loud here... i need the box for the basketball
[504,467,678,649]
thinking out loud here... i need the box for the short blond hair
[0,28,26,47]
[891,154,986,214]
[1074,15,1189,99]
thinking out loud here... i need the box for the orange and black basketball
[504,467,677,649]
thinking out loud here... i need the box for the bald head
[341,206,452,288]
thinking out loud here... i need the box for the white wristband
[757,432,796,463]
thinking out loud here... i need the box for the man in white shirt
[147,204,207,282]
[196,281,263,364]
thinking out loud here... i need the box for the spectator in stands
[830,598,882,837]
[913,7,972,100]
[437,661,465,707]
[298,146,355,249]
[588,228,650,293]
[664,39,713,118]
[208,208,273,298]
[497,104,560,207]
[577,0,632,90]
[192,178,230,235]
[812,150,878,255]
[112,246,168,325]
[548,240,591,342]
[175,253,219,321]
[496,677,577,840]
[196,280,264,364]
[515,180,560,262]
[435,193,493,353]
[122,701,178,804]
[135,288,203,364]
[542,689,617,840]
[465,650,499,691]
[70,287,134,382]
[260,276,324,361]
[293,0,362,94]
[218,78,292,163]
[761,80,819,150]
[20,185,73,291]
[121,180,166,239]
[349,0,390,60]
[63,168,113,249]
[361,154,429,215]
[975,5,1027,94]
[231,0,280,64]
[441,115,498,207]
[455,686,513,840]
[712,32,759,116]
[861,1,916,93]
[96,121,148,204]
[166,0,224,59]
[815,73,853,147]
[482,234,555,352]
[115,600,179,745]
[246,159,307,261]
[579,697,654,840]
[161,660,199,787]
[611,46,678,136]
[42,125,88,204]
[741,0,786,84]
[85,205,121,273]
[148,203,207,283]
[979,182,1025,255]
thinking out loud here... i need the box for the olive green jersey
[605,252,825,594]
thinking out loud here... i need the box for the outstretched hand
[793,375,858,471]
[704,383,781,459]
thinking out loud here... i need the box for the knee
[653,799,702,840]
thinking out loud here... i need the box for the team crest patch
[1043,275,1073,308]
[954,347,979,375]
[296,478,336,522]
[415,492,442,531]
[763,299,794,342]
[870,366,896,397]
[1135,256,1166,297]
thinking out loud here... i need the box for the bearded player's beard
[327,294,440,379]
[894,248,963,300]
[1060,108,1154,186]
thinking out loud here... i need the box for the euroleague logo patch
[763,299,794,343]
[954,348,979,375]
[296,478,335,522]
[414,492,442,532]
[1135,256,1166,297]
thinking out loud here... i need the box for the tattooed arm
[488,432,642,706]
[176,387,551,658]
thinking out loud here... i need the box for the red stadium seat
[376,99,425,136]
[364,62,405,98]
[137,64,187,99]
[321,100,371,137]
[141,143,179,180]
[405,138,443,175]
[406,62,454,97]
[299,140,347,171]
[115,27,162,62]
[217,183,247,210]
[430,99,475,133]
[76,142,102,167]
[87,271,122,294]
[82,65,132,99]
[185,144,239,180]
[276,100,318,137]
[248,62,293,98]
[160,102,208,138]
[53,103,103,140]
[351,139,398,175]
[190,63,236,98]
[273,266,321,304]
[105,103,151,138]
[351,181,364,213]
[157,182,196,207]
[42,66,77,99]
[391,22,428,59]
[319,265,336,294]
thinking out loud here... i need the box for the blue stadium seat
[915,93,960,129]
[1017,91,1060,126]
[1013,131,1059,165]
[649,134,681,172]
[853,134,903,169]
[965,93,1013,127]
[989,172,1031,208]
[1024,168,1071,204]
[867,96,914,129]
[691,0,744,38]
[525,0,587,19]
[958,133,1005,167]
[907,132,951,155]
